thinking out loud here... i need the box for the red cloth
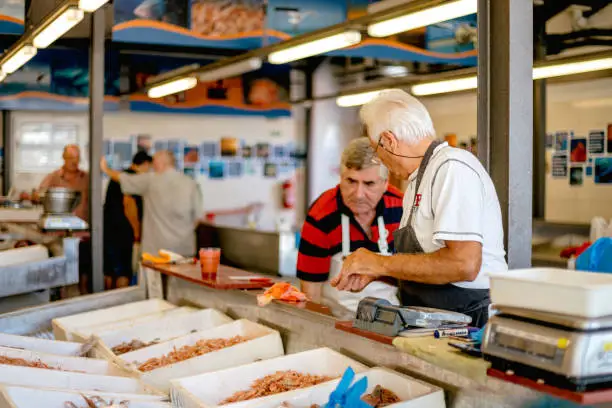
[560,242,591,259]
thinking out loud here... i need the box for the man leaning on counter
[297,138,404,312]
[331,90,507,328]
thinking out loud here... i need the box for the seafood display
[64,395,129,408]
[361,386,401,408]
[221,371,334,404]
[0,355,54,370]
[137,335,251,372]
[112,339,159,355]
[191,0,264,36]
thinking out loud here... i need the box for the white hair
[359,89,436,145]
[341,138,388,180]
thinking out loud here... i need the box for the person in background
[100,150,203,257]
[36,144,91,294]
[331,89,507,327]
[103,151,152,290]
[296,138,404,312]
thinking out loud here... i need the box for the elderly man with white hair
[331,89,507,327]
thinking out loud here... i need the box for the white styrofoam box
[117,319,284,393]
[0,244,48,267]
[93,308,233,360]
[0,386,170,408]
[489,268,612,317]
[0,346,130,377]
[219,368,445,408]
[52,299,177,341]
[171,348,368,408]
[72,306,199,342]
[0,333,83,356]
[0,365,163,395]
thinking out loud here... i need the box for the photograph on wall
[154,140,168,153]
[264,162,277,178]
[588,130,605,155]
[227,160,244,177]
[191,0,264,38]
[242,145,253,158]
[256,143,270,158]
[273,144,287,158]
[200,142,218,158]
[245,160,258,175]
[552,153,568,178]
[570,138,587,163]
[586,166,593,177]
[555,131,569,152]
[545,133,553,149]
[242,65,290,108]
[594,158,612,184]
[220,137,240,157]
[0,0,24,34]
[184,145,200,166]
[136,134,152,152]
[114,0,189,28]
[569,167,583,186]
[608,124,612,153]
[209,160,225,179]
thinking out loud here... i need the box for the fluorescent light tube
[337,89,389,107]
[147,77,198,98]
[33,8,84,49]
[0,71,6,83]
[199,57,263,82]
[411,76,477,96]
[268,31,362,64]
[572,97,612,109]
[368,0,477,38]
[533,57,612,80]
[1,45,37,74]
[78,0,110,12]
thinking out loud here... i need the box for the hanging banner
[125,54,291,117]
[0,0,25,34]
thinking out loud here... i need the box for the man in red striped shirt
[297,138,404,311]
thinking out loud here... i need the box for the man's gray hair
[341,138,388,179]
[359,89,436,145]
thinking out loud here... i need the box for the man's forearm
[380,247,480,284]
[300,280,323,303]
[103,167,121,182]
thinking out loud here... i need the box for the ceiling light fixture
[199,57,263,82]
[533,57,612,80]
[78,0,110,12]
[367,0,477,38]
[147,77,198,99]
[336,89,390,107]
[33,7,85,48]
[268,30,362,64]
[411,76,477,96]
[1,45,37,74]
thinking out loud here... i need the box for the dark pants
[79,239,92,293]
[104,239,134,280]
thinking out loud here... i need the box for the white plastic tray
[52,299,177,341]
[0,364,163,395]
[72,306,198,342]
[118,319,284,393]
[0,346,130,376]
[0,333,84,356]
[489,268,612,317]
[0,386,170,408]
[171,348,368,408]
[220,368,445,408]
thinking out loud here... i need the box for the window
[16,122,82,173]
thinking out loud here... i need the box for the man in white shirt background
[331,89,507,327]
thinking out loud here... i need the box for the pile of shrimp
[0,355,54,370]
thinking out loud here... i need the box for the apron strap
[406,140,444,227]
[376,216,389,255]
[341,214,350,257]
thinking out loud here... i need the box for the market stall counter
[142,262,550,408]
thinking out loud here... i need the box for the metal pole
[89,9,105,293]
[481,0,533,268]
[2,111,11,196]
[476,0,490,171]
[533,24,547,220]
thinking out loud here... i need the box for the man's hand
[100,156,109,174]
[330,248,386,292]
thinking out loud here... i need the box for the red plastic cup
[199,248,221,280]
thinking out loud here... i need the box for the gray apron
[393,141,491,328]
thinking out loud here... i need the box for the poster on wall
[227,160,244,177]
[209,160,225,179]
[264,162,277,178]
[200,142,218,157]
[594,158,612,184]
[588,130,605,155]
[569,167,583,186]
[555,131,569,152]
[0,0,24,34]
[220,137,240,156]
[545,133,553,149]
[586,166,593,177]
[570,138,587,163]
[552,153,568,178]
[184,145,200,167]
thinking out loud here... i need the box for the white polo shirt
[400,142,507,289]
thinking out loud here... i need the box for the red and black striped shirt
[297,185,404,282]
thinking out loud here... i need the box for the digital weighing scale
[353,297,472,337]
[482,306,612,392]
[39,213,88,232]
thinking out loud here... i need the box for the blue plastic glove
[576,237,612,273]
[525,395,593,408]
[323,367,370,408]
